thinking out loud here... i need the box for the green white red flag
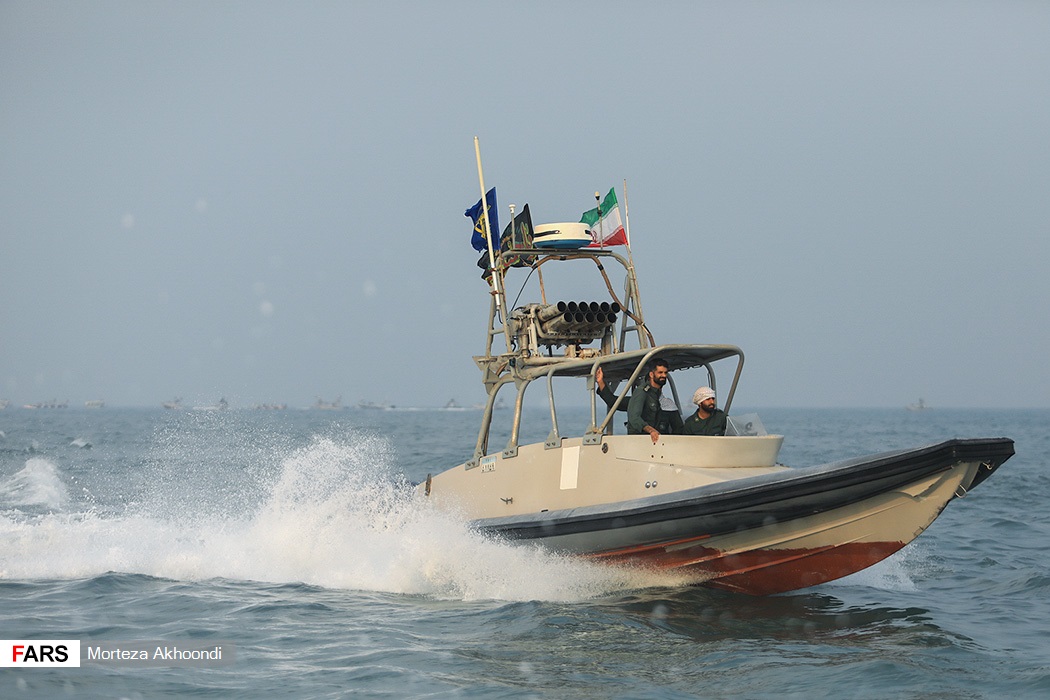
[580,188,627,247]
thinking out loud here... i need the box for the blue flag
[465,187,499,252]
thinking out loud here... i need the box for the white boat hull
[423,437,1013,595]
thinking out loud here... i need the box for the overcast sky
[2,1,1048,409]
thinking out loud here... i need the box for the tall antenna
[474,137,501,310]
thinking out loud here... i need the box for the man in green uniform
[626,358,683,443]
[681,386,728,436]
[596,367,621,409]
[595,366,629,434]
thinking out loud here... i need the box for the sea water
[1,407,1047,698]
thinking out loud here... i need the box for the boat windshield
[726,413,767,436]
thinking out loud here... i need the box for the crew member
[681,386,728,436]
[627,358,683,443]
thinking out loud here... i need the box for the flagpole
[474,137,502,311]
[622,178,646,338]
[622,179,633,250]
[594,191,604,249]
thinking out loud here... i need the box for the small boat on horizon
[315,396,344,410]
[192,397,229,411]
[23,400,68,409]
[356,400,393,410]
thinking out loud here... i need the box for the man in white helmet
[682,386,727,436]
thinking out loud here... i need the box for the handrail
[471,344,745,459]
[473,241,745,459]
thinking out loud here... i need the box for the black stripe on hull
[473,438,1014,546]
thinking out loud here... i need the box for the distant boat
[356,400,393,410]
[472,397,508,410]
[192,397,229,411]
[253,403,287,410]
[442,399,466,411]
[315,396,344,410]
[84,400,105,409]
[907,398,929,411]
[23,400,67,409]
[162,398,183,410]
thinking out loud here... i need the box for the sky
[2,1,1048,409]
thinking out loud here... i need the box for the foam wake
[0,435,687,601]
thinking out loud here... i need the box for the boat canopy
[466,244,746,466]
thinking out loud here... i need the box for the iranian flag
[580,187,628,247]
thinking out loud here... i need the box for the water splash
[0,458,69,510]
[827,544,921,592]
[0,434,685,601]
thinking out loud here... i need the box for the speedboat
[192,397,229,411]
[421,186,1013,595]
[315,396,344,410]
[356,400,393,411]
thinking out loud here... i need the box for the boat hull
[457,438,1013,595]
[582,463,966,595]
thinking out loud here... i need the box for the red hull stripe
[602,540,906,595]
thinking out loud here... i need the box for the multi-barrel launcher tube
[510,301,621,352]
